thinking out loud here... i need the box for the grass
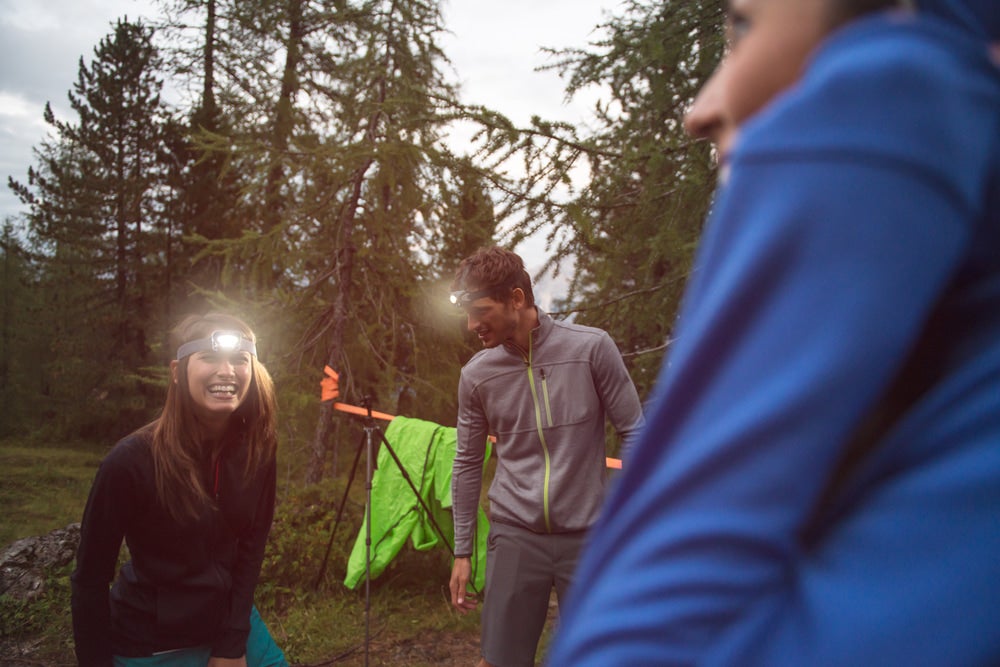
[0,436,488,666]
[0,439,106,547]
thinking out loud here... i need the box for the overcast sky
[0,0,616,225]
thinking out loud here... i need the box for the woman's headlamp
[176,330,257,360]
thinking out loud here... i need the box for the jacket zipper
[540,368,553,428]
[213,456,221,501]
[524,334,552,532]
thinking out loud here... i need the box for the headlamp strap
[450,278,518,307]
[176,330,257,360]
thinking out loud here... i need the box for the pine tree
[8,18,174,435]
[297,0,484,482]
[150,0,504,481]
[0,222,44,435]
[528,0,724,399]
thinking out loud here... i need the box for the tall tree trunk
[306,156,372,484]
[263,0,304,237]
[305,11,393,482]
[187,0,225,294]
[116,148,129,353]
[202,0,217,118]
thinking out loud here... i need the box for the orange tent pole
[323,366,622,469]
[332,402,396,422]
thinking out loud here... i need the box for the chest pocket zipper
[540,368,554,428]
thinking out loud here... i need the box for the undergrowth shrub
[259,478,362,610]
[0,563,75,662]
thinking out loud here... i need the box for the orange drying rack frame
[322,366,622,470]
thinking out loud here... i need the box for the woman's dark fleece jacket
[71,426,276,667]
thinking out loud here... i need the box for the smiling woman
[175,329,257,434]
[70,312,288,667]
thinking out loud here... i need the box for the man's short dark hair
[452,246,536,307]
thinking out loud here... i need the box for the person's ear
[511,287,526,309]
[170,360,179,384]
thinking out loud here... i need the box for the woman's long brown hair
[151,313,278,522]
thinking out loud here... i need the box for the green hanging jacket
[344,416,490,593]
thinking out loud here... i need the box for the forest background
[0,0,723,663]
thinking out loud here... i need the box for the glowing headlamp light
[449,286,496,308]
[176,330,257,360]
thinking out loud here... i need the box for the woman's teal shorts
[112,606,287,667]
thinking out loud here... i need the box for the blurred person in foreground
[448,246,645,666]
[71,313,287,667]
[547,0,1000,665]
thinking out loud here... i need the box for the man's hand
[208,656,247,667]
[449,557,479,614]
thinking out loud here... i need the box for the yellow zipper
[525,335,552,532]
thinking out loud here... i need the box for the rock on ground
[0,523,80,601]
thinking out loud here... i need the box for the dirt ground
[0,600,556,667]
[0,633,481,667]
[302,595,559,666]
[337,629,483,666]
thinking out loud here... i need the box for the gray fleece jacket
[452,310,644,557]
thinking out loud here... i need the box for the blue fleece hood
[919,0,1000,40]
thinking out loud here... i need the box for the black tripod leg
[377,430,456,559]
[313,426,367,590]
[364,423,375,667]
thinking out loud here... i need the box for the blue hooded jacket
[547,3,1000,666]
[921,0,1000,40]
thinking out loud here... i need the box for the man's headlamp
[449,287,496,308]
[176,330,257,360]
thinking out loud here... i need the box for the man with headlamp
[71,313,287,667]
[446,246,644,667]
